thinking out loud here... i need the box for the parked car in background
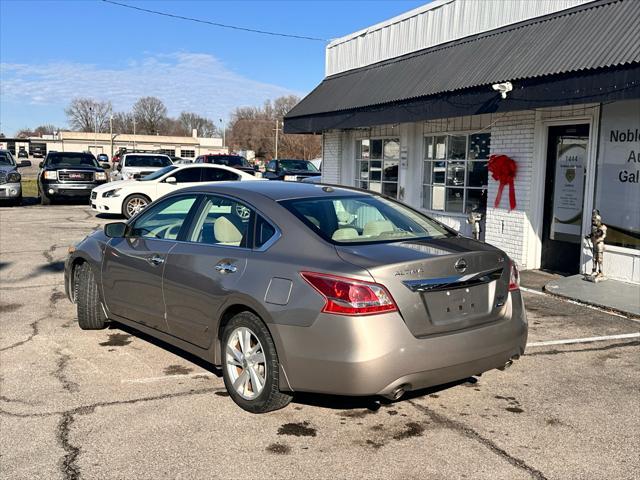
[38,152,109,205]
[111,153,173,181]
[97,153,110,163]
[92,163,263,218]
[170,156,192,164]
[32,148,45,159]
[17,149,28,159]
[263,159,321,182]
[0,149,31,205]
[66,181,526,413]
[195,154,256,176]
[300,175,322,184]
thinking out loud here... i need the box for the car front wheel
[123,194,150,219]
[222,312,292,413]
[75,263,108,330]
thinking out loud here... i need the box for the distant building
[285,0,640,283]
[0,130,226,159]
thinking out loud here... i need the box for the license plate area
[422,284,492,325]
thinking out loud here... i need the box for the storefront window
[356,138,400,197]
[422,133,489,213]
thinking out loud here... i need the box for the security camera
[492,82,513,99]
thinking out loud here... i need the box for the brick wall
[321,131,342,184]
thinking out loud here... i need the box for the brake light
[300,271,397,315]
[508,260,520,291]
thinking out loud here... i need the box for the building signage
[550,138,587,242]
[596,100,640,250]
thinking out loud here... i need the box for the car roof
[180,179,368,201]
[123,153,170,157]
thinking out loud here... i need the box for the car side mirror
[18,160,32,168]
[116,164,122,171]
[101,163,111,170]
[165,177,177,184]
[39,162,44,168]
[104,222,127,238]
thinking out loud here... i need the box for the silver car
[111,153,173,181]
[65,182,527,413]
[0,149,31,205]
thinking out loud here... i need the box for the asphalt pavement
[1,201,638,480]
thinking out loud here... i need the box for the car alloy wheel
[225,326,267,400]
[126,197,148,217]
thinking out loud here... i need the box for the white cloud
[0,52,298,120]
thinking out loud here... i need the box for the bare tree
[176,112,218,137]
[132,97,168,135]
[65,98,112,132]
[111,112,134,134]
[33,124,58,136]
[228,95,320,160]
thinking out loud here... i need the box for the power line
[101,0,329,42]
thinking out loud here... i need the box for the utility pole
[274,119,280,160]
[219,118,225,150]
[109,114,114,158]
[133,118,136,150]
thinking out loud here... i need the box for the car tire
[122,194,150,219]
[40,193,51,205]
[75,263,107,330]
[221,312,292,413]
[14,195,23,207]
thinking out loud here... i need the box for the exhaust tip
[383,384,410,401]
[498,360,513,371]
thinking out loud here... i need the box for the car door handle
[147,255,165,266]
[215,262,237,274]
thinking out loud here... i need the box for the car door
[101,194,200,331]
[155,167,205,198]
[162,194,253,348]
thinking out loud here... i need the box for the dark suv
[263,159,321,181]
[195,154,255,175]
[38,152,110,205]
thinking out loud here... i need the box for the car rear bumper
[272,290,527,396]
[0,183,22,199]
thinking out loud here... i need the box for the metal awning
[285,0,640,133]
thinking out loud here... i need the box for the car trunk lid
[335,237,510,337]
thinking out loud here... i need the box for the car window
[172,168,203,183]
[255,215,276,248]
[267,161,277,172]
[0,152,16,166]
[124,155,172,168]
[46,153,99,168]
[138,165,178,181]
[189,195,252,247]
[279,160,318,172]
[201,168,240,182]
[281,195,453,244]
[130,195,198,240]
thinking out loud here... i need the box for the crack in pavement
[53,350,80,393]
[526,340,639,356]
[0,387,220,418]
[408,400,548,480]
[57,412,81,480]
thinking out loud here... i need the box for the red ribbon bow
[487,154,517,211]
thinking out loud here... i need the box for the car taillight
[508,260,520,291]
[300,271,397,315]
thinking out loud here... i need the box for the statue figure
[467,211,482,241]
[584,209,607,282]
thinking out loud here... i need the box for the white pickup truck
[111,153,173,181]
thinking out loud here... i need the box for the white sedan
[91,164,264,218]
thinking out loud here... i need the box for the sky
[0,0,426,136]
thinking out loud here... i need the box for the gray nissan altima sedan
[64,181,527,413]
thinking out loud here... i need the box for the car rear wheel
[123,194,150,219]
[75,263,107,330]
[222,312,292,413]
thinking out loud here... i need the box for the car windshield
[0,151,16,166]
[279,160,318,172]
[138,165,178,181]
[207,155,249,167]
[281,195,453,244]
[125,155,172,168]
[46,153,99,167]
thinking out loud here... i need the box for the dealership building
[0,130,225,159]
[285,0,640,283]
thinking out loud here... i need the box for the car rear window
[281,195,452,244]
[279,160,318,172]
[203,155,249,167]
[125,155,172,167]
[46,153,98,167]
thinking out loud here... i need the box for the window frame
[127,193,202,242]
[354,136,400,198]
[421,130,490,216]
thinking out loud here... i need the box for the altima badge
[454,258,467,273]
